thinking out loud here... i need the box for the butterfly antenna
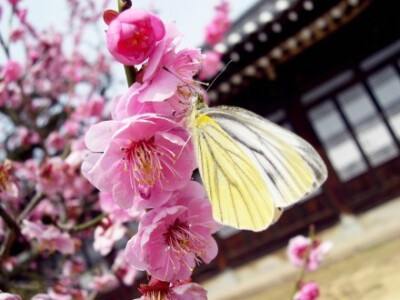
[162,66,198,94]
[174,132,193,164]
[206,60,233,92]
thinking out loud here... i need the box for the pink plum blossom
[72,97,105,121]
[10,28,24,42]
[6,127,40,151]
[90,273,119,292]
[112,250,137,286]
[125,181,220,282]
[294,282,320,300]
[93,217,126,256]
[48,282,87,300]
[45,132,66,153]
[198,50,223,80]
[0,291,22,300]
[82,114,196,210]
[111,83,156,120]
[111,82,192,121]
[106,8,165,65]
[137,22,202,103]
[21,220,76,254]
[99,191,143,223]
[204,1,231,46]
[287,235,333,271]
[34,157,69,196]
[2,60,22,82]
[137,278,207,300]
[31,294,52,300]
[64,120,80,137]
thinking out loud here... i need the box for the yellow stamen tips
[120,138,179,192]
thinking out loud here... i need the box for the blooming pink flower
[21,220,75,254]
[112,250,137,286]
[35,157,69,196]
[48,282,87,300]
[125,181,220,282]
[45,132,66,154]
[31,294,51,300]
[10,28,24,42]
[137,22,202,103]
[294,282,320,300]
[99,191,143,223]
[172,281,208,300]
[106,8,165,65]
[93,217,126,256]
[7,126,40,150]
[111,83,155,120]
[136,278,207,300]
[90,273,119,292]
[0,291,22,300]
[2,60,22,82]
[287,235,333,271]
[72,97,105,121]
[64,120,80,137]
[204,1,231,45]
[111,82,191,121]
[198,50,222,80]
[82,114,196,210]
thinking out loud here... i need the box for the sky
[0,0,260,94]
[2,0,260,49]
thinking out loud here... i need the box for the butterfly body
[189,93,327,231]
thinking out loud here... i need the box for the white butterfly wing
[200,106,327,208]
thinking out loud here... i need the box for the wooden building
[194,0,400,282]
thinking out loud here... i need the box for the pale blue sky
[0,0,259,92]
[2,0,259,49]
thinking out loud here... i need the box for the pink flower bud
[198,50,222,80]
[106,8,165,65]
[294,282,320,300]
[7,0,21,7]
[3,60,22,82]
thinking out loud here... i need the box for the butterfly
[188,93,327,231]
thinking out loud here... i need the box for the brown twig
[0,192,44,265]
[291,225,316,298]
[71,213,107,233]
[17,192,44,224]
[0,204,21,265]
[117,0,137,86]
[0,31,10,59]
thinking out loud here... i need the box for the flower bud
[106,8,165,65]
